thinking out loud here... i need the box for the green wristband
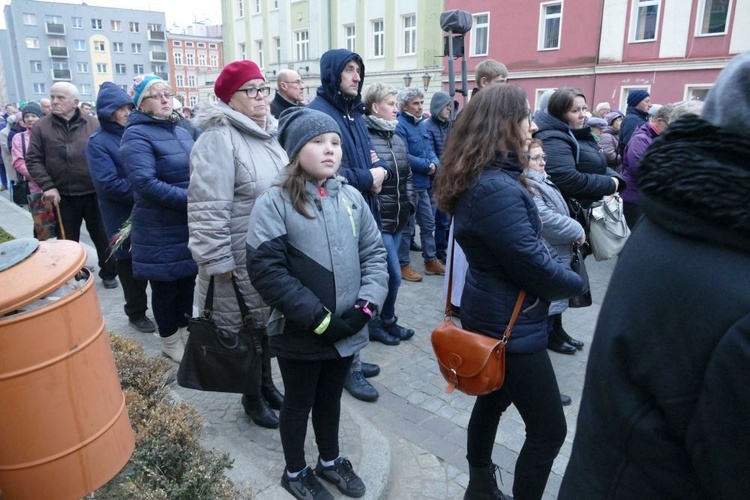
[314,312,331,334]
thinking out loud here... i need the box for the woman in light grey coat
[188,60,288,429]
[525,139,585,356]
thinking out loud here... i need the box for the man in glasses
[26,82,118,288]
[271,69,305,119]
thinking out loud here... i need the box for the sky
[0,0,222,30]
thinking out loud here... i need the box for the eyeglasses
[236,86,271,98]
[144,92,175,101]
[528,154,547,163]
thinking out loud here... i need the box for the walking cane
[54,203,66,240]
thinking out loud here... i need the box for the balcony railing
[155,72,169,81]
[148,30,166,41]
[45,22,66,35]
[150,51,167,62]
[49,46,69,58]
[51,68,72,80]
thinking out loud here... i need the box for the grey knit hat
[21,102,43,119]
[277,107,342,161]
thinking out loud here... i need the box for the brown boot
[401,264,423,282]
[424,259,446,275]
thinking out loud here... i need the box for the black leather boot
[464,463,511,499]
[382,316,415,340]
[552,314,584,350]
[260,347,284,410]
[241,394,279,429]
[368,317,400,346]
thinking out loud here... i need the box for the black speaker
[443,35,464,57]
[440,10,473,35]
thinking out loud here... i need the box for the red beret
[214,60,265,104]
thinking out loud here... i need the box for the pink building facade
[442,0,749,110]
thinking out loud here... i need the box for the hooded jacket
[600,111,623,171]
[188,101,288,330]
[560,52,750,499]
[621,121,659,205]
[307,49,390,224]
[86,82,135,260]
[425,91,452,159]
[120,110,197,281]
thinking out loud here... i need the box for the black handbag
[12,178,29,205]
[177,276,264,394]
[568,245,592,308]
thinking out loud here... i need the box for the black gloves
[340,307,370,333]
[318,314,354,343]
[313,301,377,344]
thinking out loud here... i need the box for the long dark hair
[433,84,530,214]
[280,158,315,219]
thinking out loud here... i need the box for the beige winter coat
[188,101,288,330]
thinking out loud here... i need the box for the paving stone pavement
[0,193,616,499]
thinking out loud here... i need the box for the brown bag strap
[502,290,526,343]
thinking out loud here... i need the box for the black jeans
[277,355,353,473]
[467,349,566,500]
[116,258,149,320]
[57,193,117,280]
[149,275,195,337]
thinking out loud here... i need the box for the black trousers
[277,355,353,473]
[116,258,149,320]
[57,193,117,280]
[467,348,567,500]
[149,275,195,338]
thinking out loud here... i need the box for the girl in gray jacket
[246,107,387,500]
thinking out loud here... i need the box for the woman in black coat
[534,87,624,354]
[434,84,584,500]
[559,52,750,500]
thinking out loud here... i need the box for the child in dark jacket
[246,107,388,500]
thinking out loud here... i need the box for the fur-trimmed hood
[192,101,279,138]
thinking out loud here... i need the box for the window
[132,43,142,54]
[198,54,206,66]
[130,22,140,33]
[113,42,124,53]
[539,2,562,50]
[79,84,91,94]
[344,25,356,52]
[210,54,218,67]
[372,20,384,58]
[92,18,102,30]
[133,64,144,73]
[23,13,36,25]
[471,13,489,56]
[111,20,121,31]
[403,15,416,55]
[77,62,89,73]
[254,0,261,14]
[632,0,659,41]
[295,30,309,61]
[621,87,650,110]
[148,23,161,31]
[175,52,183,65]
[26,37,40,49]
[174,40,182,46]
[185,42,194,47]
[697,0,730,35]
[119,85,128,92]
[274,37,281,63]
[96,63,108,73]
[94,41,106,52]
[115,63,127,75]
[256,41,264,68]
[238,0,244,18]
[189,95,197,107]
[210,43,217,48]
[239,43,246,60]
[685,84,712,101]
[71,17,83,28]
[186,53,194,65]
[52,61,69,71]
[188,75,196,87]
[74,39,86,51]
[273,0,279,9]
[33,83,46,94]
[151,64,166,74]
[30,60,43,73]
[176,74,185,87]
[46,15,62,23]
[198,42,205,48]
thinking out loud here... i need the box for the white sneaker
[161,333,185,363]
[178,325,190,344]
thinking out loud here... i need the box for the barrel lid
[0,239,87,316]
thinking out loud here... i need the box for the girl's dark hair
[529,138,543,150]
[433,84,530,214]
[280,158,315,219]
[547,87,586,123]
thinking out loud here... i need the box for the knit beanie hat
[214,60,265,104]
[277,107,342,161]
[133,75,165,108]
[702,51,750,132]
[21,102,43,119]
[627,89,650,108]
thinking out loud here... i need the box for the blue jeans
[398,189,437,265]
[434,205,450,257]
[380,231,402,320]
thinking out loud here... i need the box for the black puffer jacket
[365,115,413,234]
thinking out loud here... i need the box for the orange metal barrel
[0,239,134,499]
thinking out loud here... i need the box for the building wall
[168,32,223,107]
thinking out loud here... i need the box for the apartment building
[444,0,750,109]
[2,0,167,103]
[220,0,445,101]
[168,28,224,108]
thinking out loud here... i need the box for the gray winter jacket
[246,174,388,360]
[188,102,288,330]
[525,168,585,315]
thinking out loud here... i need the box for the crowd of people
[2,49,747,500]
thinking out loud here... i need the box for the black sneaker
[314,457,366,498]
[280,467,333,500]
[344,371,379,402]
[360,362,380,378]
[102,278,119,289]
[129,316,156,333]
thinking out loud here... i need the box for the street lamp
[403,73,412,87]
[422,72,432,91]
